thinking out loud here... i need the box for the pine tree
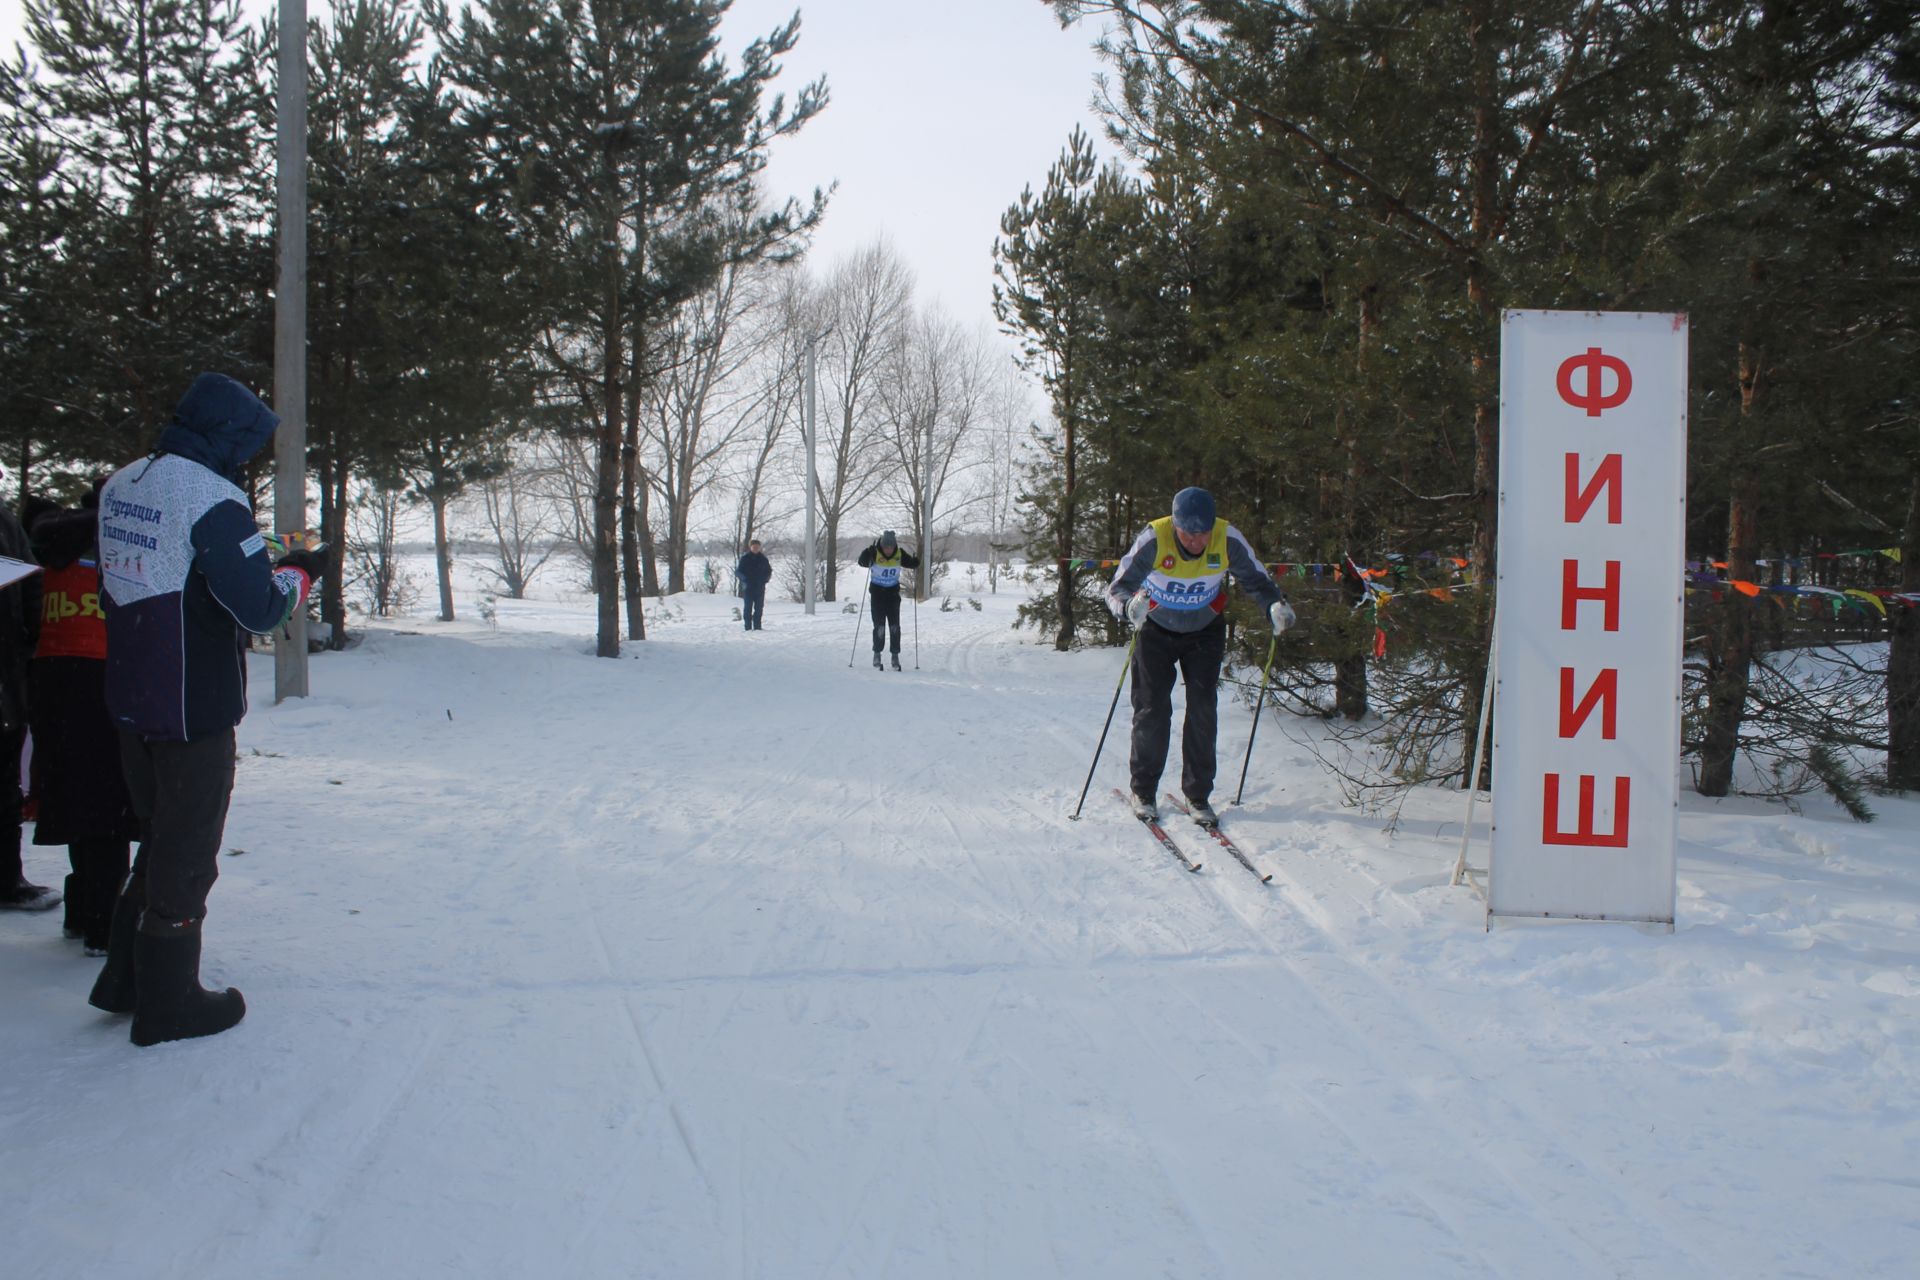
[1644,0,1919,797]
[5,0,272,464]
[301,0,439,645]
[433,0,826,657]
[995,126,1124,649]
[0,101,90,499]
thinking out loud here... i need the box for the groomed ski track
[3,589,1912,1279]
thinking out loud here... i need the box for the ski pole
[847,569,870,667]
[1070,630,1139,820]
[1233,633,1279,806]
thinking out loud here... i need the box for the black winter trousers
[742,584,766,630]
[870,588,903,654]
[1128,617,1227,805]
[0,722,22,887]
[118,728,236,930]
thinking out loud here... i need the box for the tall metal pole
[803,332,819,616]
[921,414,933,603]
[273,0,309,700]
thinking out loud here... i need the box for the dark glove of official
[276,548,329,582]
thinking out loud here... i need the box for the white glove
[1126,592,1152,628]
[1269,599,1297,633]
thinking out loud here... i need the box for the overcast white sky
[2,0,1115,336]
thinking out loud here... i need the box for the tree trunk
[1698,339,1767,796]
[824,520,841,603]
[1335,288,1377,720]
[1054,354,1077,652]
[431,493,455,623]
[637,472,659,598]
[621,432,644,639]
[321,428,350,650]
[593,175,623,658]
[1887,465,1920,790]
[1459,2,1500,779]
[1465,0,1500,593]
[667,492,689,595]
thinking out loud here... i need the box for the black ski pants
[1129,616,1227,806]
[118,728,236,931]
[742,584,766,630]
[0,722,23,888]
[870,587,903,654]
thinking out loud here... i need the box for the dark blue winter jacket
[98,373,306,741]
[735,551,772,591]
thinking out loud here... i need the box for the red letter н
[1561,560,1621,631]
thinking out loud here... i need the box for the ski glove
[271,548,327,612]
[1269,599,1297,634]
[276,548,328,582]
[1126,592,1152,629]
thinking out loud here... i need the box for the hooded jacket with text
[98,374,305,741]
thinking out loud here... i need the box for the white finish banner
[1490,310,1686,923]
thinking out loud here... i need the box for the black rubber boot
[872,652,883,670]
[130,924,245,1047]
[87,875,144,1014]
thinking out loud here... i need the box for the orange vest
[37,561,108,661]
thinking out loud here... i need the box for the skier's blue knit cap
[1171,487,1216,534]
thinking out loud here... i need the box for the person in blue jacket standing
[88,373,327,1046]
[735,537,771,631]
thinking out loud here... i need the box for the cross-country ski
[1113,787,1202,873]
[1165,793,1273,884]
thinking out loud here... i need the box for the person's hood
[155,373,280,483]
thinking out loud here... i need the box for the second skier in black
[856,531,920,670]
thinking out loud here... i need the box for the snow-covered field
[4,570,1916,1278]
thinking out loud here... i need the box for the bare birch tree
[725,270,812,551]
[878,312,992,599]
[640,254,779,593]
[815,241,912,600]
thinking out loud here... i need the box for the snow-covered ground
[4,570,1916,1278]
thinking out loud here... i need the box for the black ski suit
[856,543,920,655]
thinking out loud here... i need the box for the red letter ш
[1558,667,1619,740]
[1565,453,1623,524]
[1561,560,1621,631]
[1542,774,1631,847]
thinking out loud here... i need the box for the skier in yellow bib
[1106,488,1295,825]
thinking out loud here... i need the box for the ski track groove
[187,756,529,1275]
[229,614,1723,1276]
[816,974,1007,1279]
[1198,823,1720,1277]
[871,975,1012,1278]
[252,1016,454,1273]
[574,826,721,1216]
[1048,970,1237,1279]
[1145,955,1526,1279]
